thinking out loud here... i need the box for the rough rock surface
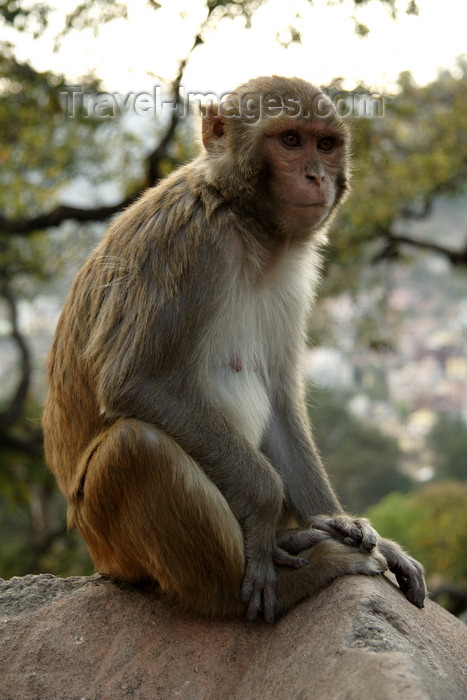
[1,572,466,700]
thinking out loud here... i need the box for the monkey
[42,75,426,623]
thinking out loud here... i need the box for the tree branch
[0,30,207,234]
[373,232,467,265]
[0,431,43,456]
[399,168,467,221]
[146,32,203,184]
[394,235,467,264]
[0,192,146,235]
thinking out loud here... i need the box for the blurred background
[0,0,466,617]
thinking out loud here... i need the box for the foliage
[0,45,157,222]
[329,61,467,276]
[0,398,93,578]
[309,388,412,511]
[0,0,417,42]
[366,482,467,587]
[0,453,94,579]
[0,1,50,36]
[429,413,467,481]
[314,63,467,353]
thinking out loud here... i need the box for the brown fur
[43,76,425,621]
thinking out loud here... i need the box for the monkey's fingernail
[299,558,308,565]
[343,537,359,547]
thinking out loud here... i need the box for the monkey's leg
[275,539,388,618]
[69,417,245,618]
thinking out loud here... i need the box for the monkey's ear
[200,103,226,151]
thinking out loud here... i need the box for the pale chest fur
[205,241,321,447]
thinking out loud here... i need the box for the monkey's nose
[305,172,326,185]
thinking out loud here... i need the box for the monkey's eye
[280,131,301,148]
[318,137,335,152]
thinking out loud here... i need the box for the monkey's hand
[310,515,426,607]
[311,515,378,552]
[377,538,426,608]
[241,548,308,623]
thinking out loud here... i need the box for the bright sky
[6,0,467,94]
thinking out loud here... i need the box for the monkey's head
[200,75,351,238]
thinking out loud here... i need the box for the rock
[1,572,466,700]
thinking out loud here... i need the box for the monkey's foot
[273,540,387,619]
[310,516,427,608]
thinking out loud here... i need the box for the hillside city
[306,254,467,481]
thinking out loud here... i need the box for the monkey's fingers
[262,577,277,624]
[353,518,378,552]
[273,547,309,569]
[311,515,378,552]
[276,527,330,554]
[311,515,362,544]
[241,559,277,623]
[311,520,358,543]
[244,581,262,622]
[378,539,427,608]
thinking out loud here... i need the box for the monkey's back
[42,161,227,499]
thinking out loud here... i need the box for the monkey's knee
[275,539,387,617]
[71,418,245,617]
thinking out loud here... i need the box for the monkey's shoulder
[112,170,198,235]
[100,163,229,255]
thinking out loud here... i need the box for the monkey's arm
[261,396,344,520]
[262,395,427,608]
[261,397,379,549]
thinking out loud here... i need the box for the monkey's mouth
[282,200,328,208]
[285,202,327,209]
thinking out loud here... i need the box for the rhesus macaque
[43,75,426,622]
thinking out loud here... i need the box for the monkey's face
[260,121,345,232]
[200,76,350,237]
